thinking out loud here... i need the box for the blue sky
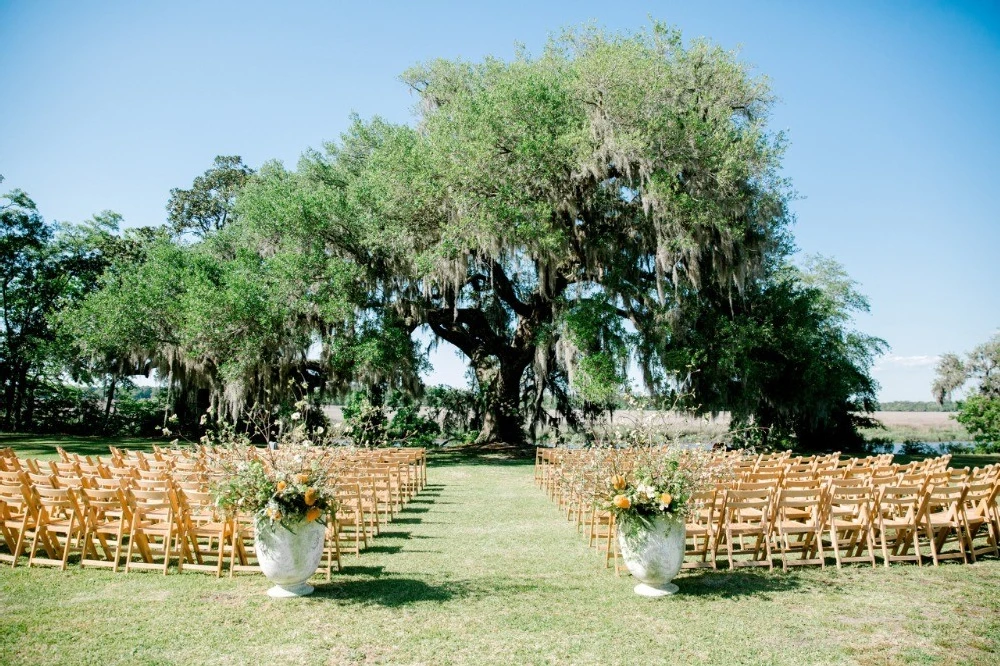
[2,1,998,401]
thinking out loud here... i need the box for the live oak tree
[69,24,884,448]
[235,24,791,444]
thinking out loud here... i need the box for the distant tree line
[877,401,959,412]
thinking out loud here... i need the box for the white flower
[315,426,324,435]
[290,413,302,421]
[637,483,657,500]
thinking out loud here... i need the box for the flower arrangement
[212,445,341,530]
[601,456,694,532]
[587,443,743,538]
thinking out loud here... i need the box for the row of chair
[0,445,427,578]
[537,447,1000,572]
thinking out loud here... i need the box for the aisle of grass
[0,441,999,665]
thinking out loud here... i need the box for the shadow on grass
[375,531,436,540]
[312,577,456,606]
[362,544,405,555]
[428,448,534,468]
[333,564,386,577]
[311,576,544,607]
[677,569,804,599]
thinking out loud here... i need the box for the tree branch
[487,259,533,318]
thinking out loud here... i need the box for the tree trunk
[473,360,528,446]
[11,362,28,431]
[103,374,118,433]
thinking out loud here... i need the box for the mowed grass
[0,439,998,665]
[0,433,155,461]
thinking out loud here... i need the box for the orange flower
[613,494,631,510]
[296,473,310,484]
[267,508,282,521]
[611,475,627,491]
[276,481,287,492]
[660,493,673,508]
[305,506,322,522]
[304,488,317,506]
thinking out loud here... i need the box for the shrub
[388,404,440,447]
[342,390,388,447]
[900,440,935,457]
[424,385,481,436]
[954,395,1000,453]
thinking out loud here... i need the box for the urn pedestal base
[267,582,316,598]
[633,582,679,597]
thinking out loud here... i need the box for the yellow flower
[660,493,673,508]
[611,475,627,491]
[613,494,631,510]
[267,508,282,521]
[304,488,317,506]
[296,473,310,484]
[305,506,322,522]
[276,481,287,492]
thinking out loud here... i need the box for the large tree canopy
[66,23,884,449]
[233,24,791,444]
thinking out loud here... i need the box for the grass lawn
[0,433,156,461]
[1,438,999,665]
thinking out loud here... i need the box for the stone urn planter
[255,518,326,598]
[617,515,686,597]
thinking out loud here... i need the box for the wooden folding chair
[229,510,260,575]
[772,487,826,570]
[683,488,720,569]
[333,481,368,557]
[587,507,614,552]
[825,483,877,568]
[26,472,58,489]
[79,486,131,571]
[48,461,81,478]
[320,512,343,581]
[959,481,1000,562]
[125,489,181,574]
[179,490,232,576]
[923,485,968,565]
[27,486,84,570]
[0,480,38,567]
[874,486,925,567]
[353,474,382,537]
[721,488,773,570]
[370,465,400,521]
